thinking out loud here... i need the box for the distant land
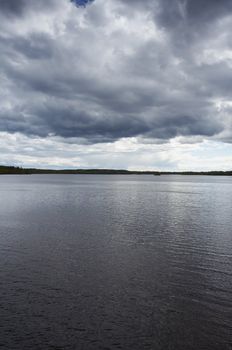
[0,165,232,176]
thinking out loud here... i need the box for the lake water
[0,175,232,350]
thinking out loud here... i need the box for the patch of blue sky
[71,0,94,7]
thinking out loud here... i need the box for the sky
[0,0,232,170]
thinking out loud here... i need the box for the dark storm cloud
[147,115,222,139]
[186,0,232,23]
[0,103,149,142]
[0,0,231,144]
[154,0,232,55]
[36,105,150,141]
[0,0,57,16]
[0,0,26,15]
[0,32,54,60]
[124,0,232,26]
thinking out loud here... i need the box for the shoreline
[0,167,232,176]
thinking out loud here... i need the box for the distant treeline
[160,171,232,176]
[0,166,160,175]
[0,165,232,176]
[0,166,31,174]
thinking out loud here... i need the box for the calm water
[0,175,232,350]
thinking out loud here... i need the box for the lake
[0,175,232,349]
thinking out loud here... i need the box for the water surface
[0,175,232,349]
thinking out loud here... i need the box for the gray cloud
[0,0,27,15]
[0,0,231,145]
[186,0,232,23]
[0,0,58,17]
[128,0,232,28]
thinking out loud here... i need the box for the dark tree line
[0,165,231,176]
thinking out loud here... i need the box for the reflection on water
[0,175,232,349]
